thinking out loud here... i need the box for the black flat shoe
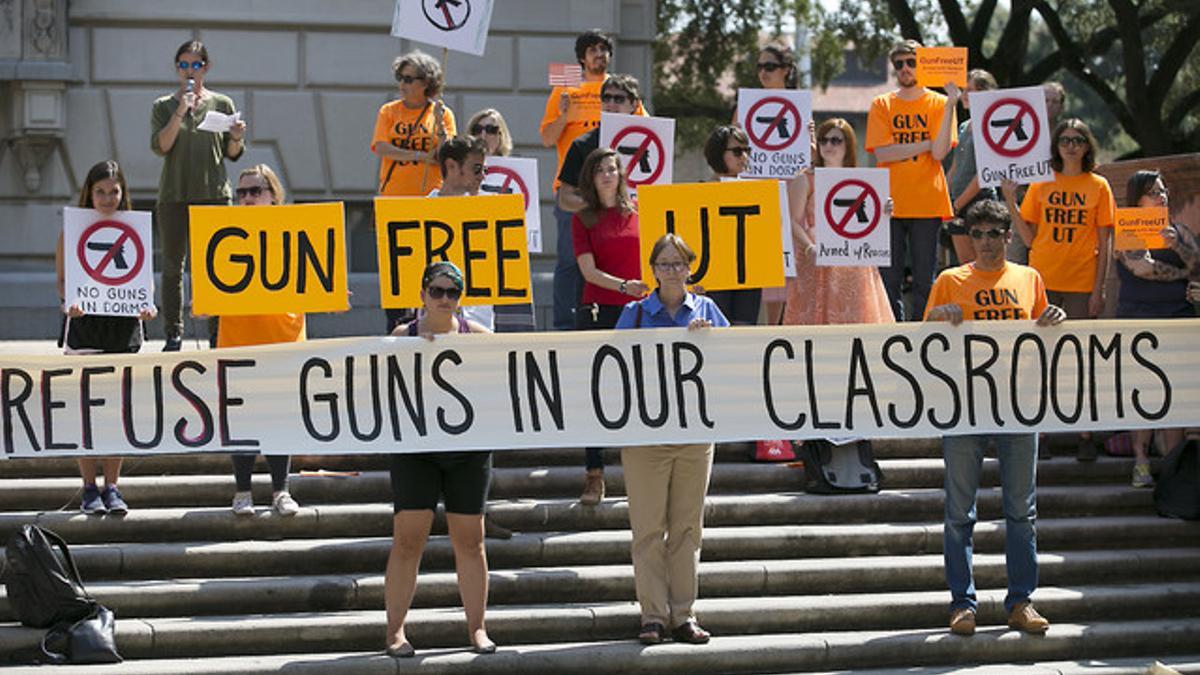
[472,639,497,654]
[162,335,182,352]
[385,641,415,658]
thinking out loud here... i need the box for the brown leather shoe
[949,608,976,636]
[1007,601,1049,634]
[671,618,711,644]
[580,470,605,506]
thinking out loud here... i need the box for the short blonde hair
[466,108,513,157]
[239,164,286,204]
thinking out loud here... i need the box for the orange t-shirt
[1020,171,1115,293]
[924,262,1049,321]
[371,99,457,196]
[541,79,648,191]
[217,314,306,348]
[865,90,956,219]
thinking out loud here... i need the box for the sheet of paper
[197,110,241,133]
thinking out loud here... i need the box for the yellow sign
[189,202,349,315]
[375,194,531,308]
[916,47,968,88]
[1114,206,1169,250]
[637,180,784,291]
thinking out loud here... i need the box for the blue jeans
[879,217,941,321]
[552,203,582,331]
[942,433,1038,613]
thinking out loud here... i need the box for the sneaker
[100,485,128,514]
[162,335,182,352]
[231,490,254,515]
[272,491,300,517]
[484,514,513,540]
[1132,461,1154,488]
[1076,435,1098,462]
[949,608,976,636]
[1007,601,1049,634]
[580,470,605,506]
[80,484,106,515]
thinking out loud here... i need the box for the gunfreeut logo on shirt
[891,112,931,146]
[972,288,1029,320]
[1041,190,1088,242]
[390,120,434,166]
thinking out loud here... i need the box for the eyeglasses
[653,262,690,272]
[470,123,500,135]
[756,62,785,73]
[601,93,631,105]
[818,136,845,146]
[396,74,425,84]
[425,286,462,300]
[725,146,750,157]
[893,57,917,71]
[968,227,1007,240]
[1148,187,1169,198]
[235,186,271,199]
[1057,135,1088,148]
[177,60,205,71]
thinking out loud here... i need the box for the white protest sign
[813,168,892,267]
[970,86,1053,188]
[737,88,812,179]
[63,207,154,317]
[391,0,494,56]
[721,177,796,277]
[482,156,542,253]
[600,112,675,198]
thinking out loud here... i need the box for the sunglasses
[235,185,271,199]
[893,57,917,71]
[470,123,500,135]
[600,93,630,104]
[756,62,785,73]
[818,136,845,146]
[1148,187,1169,198]
[425,286,462,300]
[969,227,1007,240]
[653,262,690,272]
[177,60,205,71]
[725,146,750,157]
[396,74,425,84]
[1057,135,1088,148]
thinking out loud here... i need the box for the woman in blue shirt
[615,233,728,646]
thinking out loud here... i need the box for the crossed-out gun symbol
[617,144,653,173]
[990,117,1028,141]
[434,0,462,25]
[87,241,128,269]
[756,115,791,138]
[833,197,869,223]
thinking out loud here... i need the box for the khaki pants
[621,442,714,627]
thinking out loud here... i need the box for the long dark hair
[577,148,633,227]
[78,160,132,210]
[1126,170,1162,208]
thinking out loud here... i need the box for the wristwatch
[619,280,628,294]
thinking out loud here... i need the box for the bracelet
[619,279,628,294]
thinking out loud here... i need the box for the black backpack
[1154,439,1200,520]
[800,439,883,494]
[3,525,94,628]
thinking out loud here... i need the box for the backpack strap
[36,527,90,600]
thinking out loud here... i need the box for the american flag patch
[548,63,583,88]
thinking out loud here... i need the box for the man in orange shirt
[925,199,1065,638]
[866,39,958,321]
[542,30,613,330]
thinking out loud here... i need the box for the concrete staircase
[2,439,1199,674]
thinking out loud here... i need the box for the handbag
[37,603,122,665]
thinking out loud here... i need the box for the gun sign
[737,88,812,179]
[970,86,1053,188]
[63,207,155,317]
[813,168,892,268]
[600,112,675,197]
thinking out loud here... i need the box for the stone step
[0,484,1159,545]
[0,456,1146,511]
[2,585,1198,661]
[2,548,1195,621]
[6,651,1200,675]
[21,515,1199,580]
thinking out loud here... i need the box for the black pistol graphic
[833,197,869,223]
[756,114,791,138]
[617,144,653,173]
[990,116,1028,141]
[86,240,128,269]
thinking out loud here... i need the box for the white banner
[2,321,1196,458]
[62,207,155,317]
[482,156,542,253]
[391,0,494,56]
[813,168,892,267]
[970,86,1053,188]
[737,88,812,179]
[600,112,675,198]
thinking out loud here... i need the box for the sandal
[638,621,667,645]
[671,618,711,644]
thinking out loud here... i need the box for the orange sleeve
[1019,181,1042,224]
[924,273,951,319]
[865,96,891,152]
[1095,175,1116,228]
[370,104,392,152]
[540,87,564,134]
[442,107,457,139]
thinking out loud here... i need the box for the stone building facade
[0,0,656,337]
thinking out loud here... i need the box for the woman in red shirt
[572,148,649,504]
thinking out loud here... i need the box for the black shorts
[389,451,492,515]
